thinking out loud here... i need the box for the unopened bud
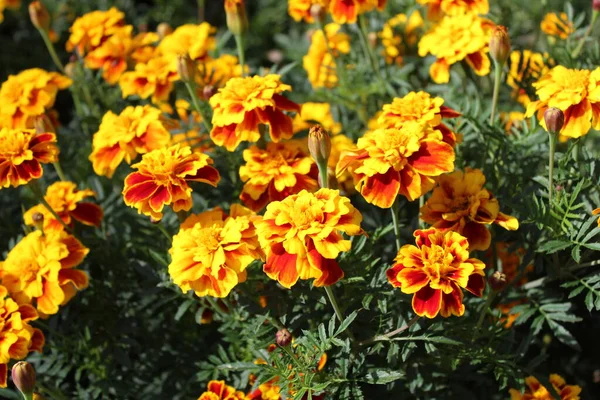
[594,0,600,11]
[225,0,248,36]
[368,32,378,48]
[64,62,77,79]
[489,25,511,65]
[488,271,507,291]
[202,85,217,100]
[34,114,55,134]
[12,362,36,396]
[29,1,50,32]
[176,54,196,83]
[276,328,292,347]
[308,125,332,167]
[32,212,45,231]
[310,4,326,23]
[156,22,173,39]
[544,107,564,135]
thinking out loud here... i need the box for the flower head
[386,228,486,318]
[0,231,89,316]
[418,13,494,83]
[24,181,103,233]
[525,65,600,139]
[303,23,350,89]
[337,121,455,207]
[66,7,126,55]
[246,380,283,400]
[169,205,263,298]
[256,189,363,288]
[119,56,179,105]
[509,374,581,400]
[196,55,246,89]
[158,23,216,62]
[417,0,489,18]
[379,11,424,65]
[123,145,220,220]
[329,0,387,24]
[197,380,245,400]
[83,26,134,85]
[507,50,553,106]
[293,102,342,135]
[541,12,574,40]
[289,0,330,23]
[0,128,58,189]
[239,140,318,211]
[210,75,301,151]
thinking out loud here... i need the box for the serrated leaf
[361,370,404,384]
[537,240,572,254]
[335,311,358,336]
[174,299,193,321]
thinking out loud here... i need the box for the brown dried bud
[34,114,55,134]
[544,107,565,135]
[29,1,50,32]
[156,22,173,39]
[488,271,507,292]
[489,25,511,65]
[31,212,45,231]
[276,328,292,347]
[176,54,196,83]
[594,0,600,11]
[225,0,248,36]
[310,4,326,23]
[202,85,217,100]
[12,362,36,396]
[308,125,332,167]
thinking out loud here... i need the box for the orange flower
[337,121,455,208]
[209,75,301,151]
[417,0,489,18]
[246,379,282,400]
[197,380,245,400]
[158,23,216,62]
[594,208,600,227]
[239,140,319,211]
[386,228,486,318]
[23,181,103,233]
[0,231,89,316]
[169,205,264,298]
[0,284,44,388]
[123,145,220,220]
[119,56,179,105]
[420,168,519,251]
[0,128,58,189]
[329,0,387,24]
[66,7,127,55]
[509,374,581,400]
[541,12,574,40]
[89,105,172,178]
[256,189,363,288]
[303,23,350,89]
[129,32,160,64]
[83,26,133,85]
[288,0,330,23]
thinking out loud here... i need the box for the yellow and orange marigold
[83,26,134,85]
[541,12,574,40]
[420,168,519,251]
[196,55,246,90]
[209,74,301,151]
[337,121,455,208]
[66,7,126,55]
[303,23,350,89]
[122,145,220,220]
[507,50,553,106]
[246,380,282,400]
[288,0,330,23]
[169,205,263,298]
[509,374,581,400]
[256,188,363,288]
[329,0,387,25]
[119,56,179,105]
[239,140,318,212]
[525,65,600,140]
[197,380,245,400]
[89,105,172,178]
[0,231,89,316]
[158,23,216,62]
[0,128,58,189]
[387,228,486,318]
[418,13,494,83]
[293,102,342,135]
[417,0,489,19]
[379,11,424,65]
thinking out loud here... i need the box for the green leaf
[537,240,572,254]
[335,311,358,337]
[174,299,193,321]
[360,370,404,384]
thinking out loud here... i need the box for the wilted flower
[417,0,489,18]
[378,11,424,65]
[1,231,89,316]
[89,105,172,178]
[66,7,126,55]
[509,374,581,400]
[387,228,486,318]
[119,56,179,105]
[239,140,318,211]
[256,189,363,288]
[0,128,58,189]
[293,102,342,135]
[329,0,387,24]
[488,271,507,291]
[197,381,245,400]
[158,23,216,62]
[303,23,350,89]
[169,205,263,298]
[24,181,103,233]
[541,12,574,39]
[288,0,330,23]
[507,50,553,106]
[209,75,301,151]
[420,168,519,251]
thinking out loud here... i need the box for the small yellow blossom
[541,12,574,40]
[379,11,424,65]
[303,23,350,89]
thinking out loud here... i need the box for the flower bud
[489,25,511,65]
[225,0,248,36]
[34,114,56,134]
[202,85,217,100]
[368,32,378,48]
[12,362,36,396]
[308,125,332,167]
[29,1,50,32]
[156,22,173,39]
[488,271,507,291]
[64,62,77,79]
[310,4,326,23]
[544,107,564,135]
[594,0,600,11]
[32,212,45,231]
[276,328,292,347]
[176,54,196,83]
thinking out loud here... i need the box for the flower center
[0,132,33,163]
[422,244,453,284]
[194,225,222,252]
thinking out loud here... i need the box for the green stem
[418,196,425,229]
[197,0,205,22]
[490,60,502,124]
[29,181,73,233]
[474,290,497,334]
[359,315,420,345]
[357,15,395,98]
[391,200,402,251]
[234,34,247,76]
[572,10,599,58]
[548,132,557,205]
[53,162,67,181]
[156,222,172,241]
[324,286,344,323]
[184,81,212,132]
[20,393,33,400]
[38,29,65,73]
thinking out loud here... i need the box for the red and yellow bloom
[158,23,216,62]
[197,380,245,400]
[509,374,581,400]
[288,0,330,23]
[417,0,489,18]
[329,0,387,25]
[119,56,179,105]
[386,228,486,318]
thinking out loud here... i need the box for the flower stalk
[184,81,213,133]
[391,200,402,251]
[544,107,564,205]
[359,315,420,345]
[490,61,502,124]
[489,26,510,124]
[357,15,395,98]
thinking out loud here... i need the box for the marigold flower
[593,208,600,227]
[329,0,387,25]
[197,380,245,400]
[0,0,20,24]
[417,0,489,18]
[418,13,494,83]
[83,26,133,85]
[129,32,160,65]
[23,181,103,233]
[89,105,172,178]
[329,134,355,193]
[209,75,301,151]
[379,11,424,65]
[293,102,342,135]
[66,7,126,55]
[169,205,263,298]
[123,145,220,219]
[541,12,574,40]
[0,128,58,189]
[303,23,350,89]
[239,140,318,211]
[256,188,363,288]
[0,69,72,129]
[420,168,519,251]
[525,65,600,140]
[386,228,486,318]
[501,111,529,132]
[119,56,179,105]
[509,374,581,400]
[196,55,246,89]
[507,50,553,106]
[0,231,89,316]
[246,380,282,400]
[289,0,330,23]
[337,121,455,208]
[158,23,216,62]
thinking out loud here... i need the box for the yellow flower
[89,105,173,178]
[169,205,264,298]
[541,12,574,40]
[66,7,126,55]
[379,11,424,65]
[417,0,489,18]
[239,140,318,211]
[119,55,179,105]
[509,374,581,400]
[329,0,387,25]
[507,50,553,106]
[158,23,216,62]
[329,134,355,193]
[129,32,161,65]
[288,0,330,23]
[0,69,72,129]
[0,231,89,316]
[418,13,494,83]
[293,102,342,134]
[0,0,20,24]
[197,380,245,400]
[196,54,246,89]
[209,74,301,151]
[525,65,600,140]
[246,379,282,400]
[256,188,363,288]
[303,23,350,89]
[83,26,133,85]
